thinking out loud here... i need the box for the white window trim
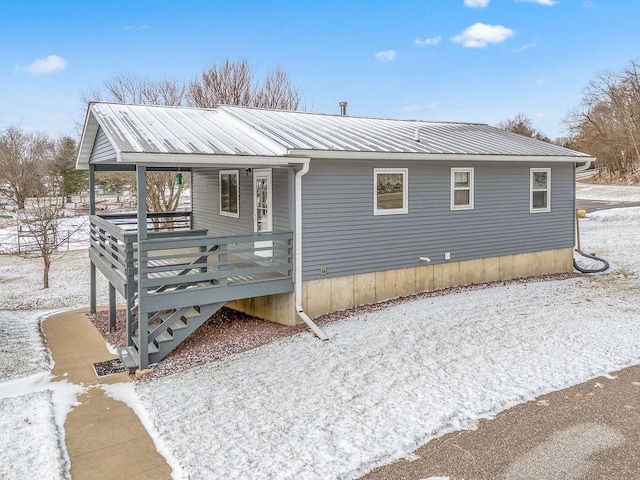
[450,167,474,211]
[373,168,408,215]
[530,167,551,213]
[219,169,240,218]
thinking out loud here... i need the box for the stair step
[131,335,159,354]
[171,319,188,330]
[118,346,139,374]
[156,331,173,343]
[182,307,202,321]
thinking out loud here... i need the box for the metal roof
[90,103,286,157]
[219,106,589,157]
[77,102,591,169]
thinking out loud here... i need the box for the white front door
[253,169,273,257]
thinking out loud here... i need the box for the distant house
[76,102,593,371]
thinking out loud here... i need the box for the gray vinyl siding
[192,167,290,235]
[89,127,117,163]
[301,159,575,281]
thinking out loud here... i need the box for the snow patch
[576,183,640,202]
[0,310,53,381]
[0,391,65,480]
[0,372,84,480]
[0,372,84,432]
[105,342,119,355]
[0,249,115,310]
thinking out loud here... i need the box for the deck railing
[89,215,138,283]
[98,211,193,232]
[136,231,294,311]
[90,214,294,304]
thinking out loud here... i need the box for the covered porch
[87,163,296,370]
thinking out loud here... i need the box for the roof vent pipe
[339,101,347,116]
[414,127,421,142]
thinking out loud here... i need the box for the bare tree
[566,60,640,180]
[18,194,86,288]
[82,73,187,107]
[188,60,252,108]
[0,126,53,209]
[188,59,301,110]
[146,171,190,230]
[254,66,302,110]
[497,113,551,142]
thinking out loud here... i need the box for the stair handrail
[152,244,219,294]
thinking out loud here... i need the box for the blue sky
[1,0,639,139]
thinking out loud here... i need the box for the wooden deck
[90,213,294,369]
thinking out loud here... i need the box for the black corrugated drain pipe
[573,249,610,273]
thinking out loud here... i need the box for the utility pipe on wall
[295,159,329,340]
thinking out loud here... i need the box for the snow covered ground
[0,214,89,254]
[134,204,640,479]
[0,185,638,480]
[576,181,640,202]
[0,250,111,480]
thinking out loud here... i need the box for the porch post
[108,283,116,332]
[89,164,97,314]
[136,166,149,370]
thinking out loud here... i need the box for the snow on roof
[77,102,591,169]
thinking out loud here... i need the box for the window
[530,168,551,213]
[451,167,474,210]
[219,170,239,217]
[374,168,408,215]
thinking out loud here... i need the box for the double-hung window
[374,168,408,215]
[450,167,474,210]
[530,168,551,213]
[219,170,239,217]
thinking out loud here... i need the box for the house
[76,102,593,371]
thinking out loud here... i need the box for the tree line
[498,60,640,182]
[0,59,301,288]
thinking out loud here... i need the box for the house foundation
[226,247,574,325]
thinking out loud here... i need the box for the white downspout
[295,159,329,340]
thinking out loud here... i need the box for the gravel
[89,272,577,380]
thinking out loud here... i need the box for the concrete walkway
[42,309,172,480]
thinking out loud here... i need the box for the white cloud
[516,0,558,5]
[123,25,148,31]
[515,40,537,52]
[374,50,397,62]
[451,23,515,48]
[583,1,595,7]
[23,55,67,75]
[464,0,490,8]
[414,36,442,47]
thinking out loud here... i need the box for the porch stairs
[119,302,224,373]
